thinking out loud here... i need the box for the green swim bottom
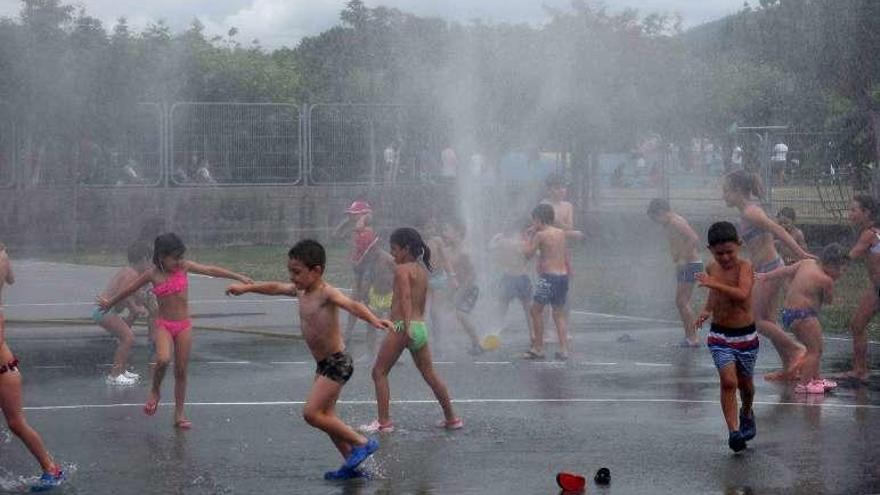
[394,320,429,352]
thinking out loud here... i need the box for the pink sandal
[358,420,395,433]
[435,418,464,430]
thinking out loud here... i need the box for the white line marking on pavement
[24,397,880,411]
[570,310,679,325]
[635,362,673,367]
[30,366,71,369]
[475,361,511,365]
[204,361,251,365]
[579,362,618,366]
[270,361,309,365]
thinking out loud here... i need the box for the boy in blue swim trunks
[488,220,533,346]
[226,240,394,480]
[757,243,847,394]
[647,199,703,347]
[694,221,757,453]
[524,204,571,360]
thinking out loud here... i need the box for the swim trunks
[534,273,569,307]
[676,262,704,284]
[754,257,784,274]
[707,323,759,377]
[455,285,479,313]
[393,320,429,352]
[0,357,19,374]
[316,352,354,384]
[499,274,531,302]
[780,307,818,331]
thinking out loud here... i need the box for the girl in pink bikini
[98,233,252,429]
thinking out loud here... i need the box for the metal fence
[0,104,13,188]
[307,104,446,185]
[170,102,302,185]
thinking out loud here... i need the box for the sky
[0,0,745,48]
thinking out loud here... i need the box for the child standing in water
[226,240,392,480]
[443,220,483,355]
[98,233,252,429]
[333,201,378,341]
[845,195,880,382]
[0,244,66,491]
[360,240,397,360]
[362,228,463,433]
[722,170,813,381]
[647,199,703,347]
[488,221,533,346]
[694,221,757,453]
[93,243,152,385]
[757,244,847,393]
[523,204,571,360]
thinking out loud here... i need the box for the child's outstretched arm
[327,286,393,331]
[755,261,801,282]
[226,282,297,297]
[185,261,253,284]
[98,271,153,311]
[744,207,814,260]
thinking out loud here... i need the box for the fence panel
[308,104,445,185]
[170,103,302,185]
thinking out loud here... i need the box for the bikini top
[740,204,771,243]
[152,270,187,298]
[869,229,880,255]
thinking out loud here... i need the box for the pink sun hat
[345,201,372,215]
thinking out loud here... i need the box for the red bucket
[556,471,586,491]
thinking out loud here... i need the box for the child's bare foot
[143,392,160,416]
[782,347,807,377]
[174,418,193,429]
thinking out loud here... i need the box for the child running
[362,227,463,433]
[333,201,378,341]
[226,240,393,480]
[845,195,880,382]
[523,204,570,360]
[93,242,152,385]
[488,221,533,347]
[360,240,396,360]
[647,198,703,347]
[442,220,483,355]
[722,170,813,381]
[694,221,758,453]
[757,244,847,394]
[98,233,252,429]
[0,243,66,491]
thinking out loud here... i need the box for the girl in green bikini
[361,227,463,433]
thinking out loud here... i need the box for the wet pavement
[1,262,879,494]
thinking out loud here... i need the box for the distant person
[92,243,152,385]
[693,221,757,453]
[440,145,458,181]
[722,170,813,381]
[383,141,399,184]
[332,201,377,341]
[194,159,217,185]
[442,220,483,355]
[0,244,66,491]
[226,240,392,480]
[523,204,570,360]
[414,217,458,351]
[488,221,534,349]
[647,199,703,347]
[844,195,880,383]
[775,207,807,266]
[98,233,252,429]
[362,228,463,434]
[757,244,847,394]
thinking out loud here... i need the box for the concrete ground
[0,261,878,494]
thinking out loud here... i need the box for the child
[333,201,378,340]
[757,244,847,393]
[722,170,813,381]
[845,195,880,382]
[0,243,66,491]
[362,228,463,433]
[360,240,396,360]
[226,240,393,480]
[98,233,252,429]
[647,198,703,347]
[694,221,757,453]
[93,242,152,385]
[775,207,808,266]
[442,220,483,355]
[523,204,570,360]
[488,221,533,346]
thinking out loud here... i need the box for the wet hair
[545,173,568,188]
[777,207,796,222]
[707,221,740,246]
[152,233,186,270]
[126,242,152,265]
[820,243,848,266]
[389,227,433,271]
[852,194,878,222]
[532,203,555,225]
[288,239,326,271]
[725,169,764,199]
[647,198,670,217]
